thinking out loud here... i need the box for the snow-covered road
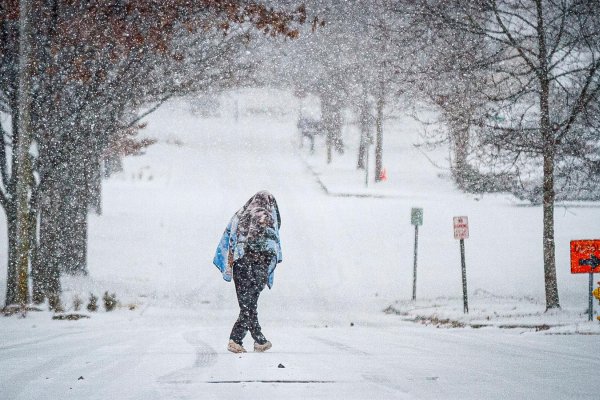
[2,306,598,399]
[1,96,599,399]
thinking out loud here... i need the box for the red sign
[570,240,600,274]
[453,216,469,240]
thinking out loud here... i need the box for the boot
[227,340,247,353]
[254,340,272,352]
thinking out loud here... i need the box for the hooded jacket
[213,191,282,289]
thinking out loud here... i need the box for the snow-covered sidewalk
[300,110,600,331]
[385,292,600,334]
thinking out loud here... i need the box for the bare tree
[407,0,600,309]
[1,0,306,307]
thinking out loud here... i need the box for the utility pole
[14,0,34,307]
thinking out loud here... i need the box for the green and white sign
[411,208,423,226]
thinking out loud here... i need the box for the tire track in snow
[0,331,135,400]
[182,330,218,368]
[309,336,369,355]
[0,331,84,351]
[362,374,413,398]
[309,336,414,397]
[156,330,217,385]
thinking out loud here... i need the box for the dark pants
[229,251,271,345]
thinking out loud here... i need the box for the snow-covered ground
[1,90,599,399]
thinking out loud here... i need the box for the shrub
[48,294,63,313]
[72,295,83,311]
[103,292,118,312]
[87,293,99,312]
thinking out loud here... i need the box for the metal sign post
[593,282,600,322]
[570,240,600,321]
[411,208,423,301]
[453,216,469,313]
[590,273,594,322]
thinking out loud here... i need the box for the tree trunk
[31,180,62,306]
[374,79,384,182]
[332,105,343,155]
[322,94,333,164]
[326,140,332,163]
[58,155,89,275]
[540,78,559,309]
[449,116,470,189]
[321,92,343,164]
[70,199,88,275]
[542,143,559,310]
[357,134,368,169]
[89,153,102,215]
[536,0,560,310]
[30,216,44,304]
[357,95,371,170]
[14,0,34,306]
[4,205,18,306]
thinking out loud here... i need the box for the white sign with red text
[453,216,469,240]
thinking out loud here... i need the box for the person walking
[213,191,282,353]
